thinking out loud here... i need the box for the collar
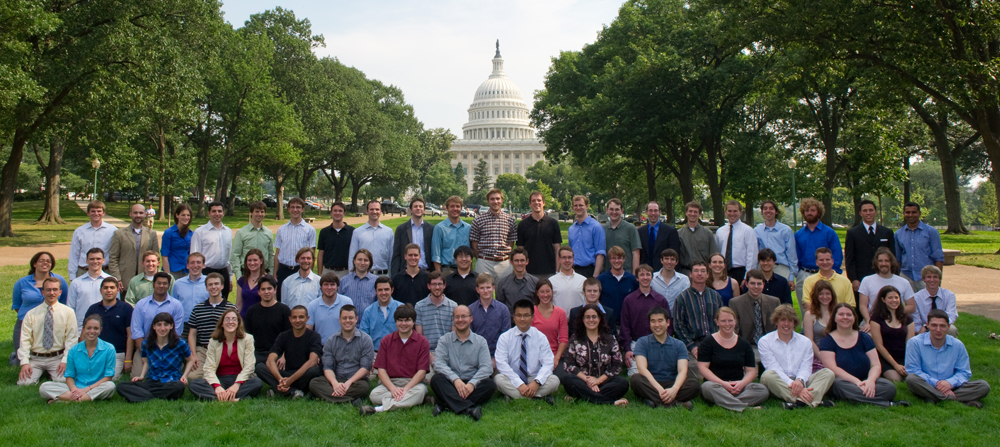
[131,226,143,234]
[410,219,423,227]
[920,332,954,348]
[365,222,382,229]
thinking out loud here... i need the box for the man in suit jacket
[844,199,895,293]
[108,203,159,293]
[390,198,435,276]
[638,201,680,272]
[728,269,779,362]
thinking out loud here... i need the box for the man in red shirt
[359,304,432,414]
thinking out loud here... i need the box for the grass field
[1,260,1000,446]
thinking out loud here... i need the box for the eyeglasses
[223,317,239,323]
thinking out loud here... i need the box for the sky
[219,0,624,137]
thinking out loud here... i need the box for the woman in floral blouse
[557,304,629,406]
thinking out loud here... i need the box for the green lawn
[1,262,1000,445]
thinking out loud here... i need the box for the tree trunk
[274,172,286,221]
[350,176,363,211]
[852,193,862,227]
[663,196,674,225]
[195,140,210,218]
[298,167,317,199]
[156,126,167,221]
[902,155,911,205]
[744,201,754,227]
[0,132,29,236]
[643,158,657,202]
[35,138,67,224]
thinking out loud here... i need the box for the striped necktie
[519,333,528,384]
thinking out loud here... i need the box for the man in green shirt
[231,201,275,278]
[125,251,172,305]
[603,198,641,274]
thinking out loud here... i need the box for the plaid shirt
[469,210,516,259]
[142,339,192,382]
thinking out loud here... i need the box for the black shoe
[819,400,836,408]
[351,398,363,408]
[964,400,984,409]
[642,398,658,409]
[795,400,809,408]
[432,404,444,417]
[890,400,910,407]
[678,401,693,411]
[466,405,483,421]
[423,395,435,407]
[542,395,555,406]
[359,405,376,416]
[783,402,797,410]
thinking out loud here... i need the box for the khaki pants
[18,355,65,386]
[39,381,116,401]
[773,264,791,281]
[114,353,125,381]
[475,258,511,281]
[369,377,428,411]
[494,374,560,399]
[323,268,351,279]
[761,368,835,407]
[186,346,209,380]
[701,381,769,412]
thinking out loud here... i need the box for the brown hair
[770,304,800,326]
[241,248,266,278]
[210,308,246,341]
[824,302,859,333]
[28,251,56,275]
[799,198,824,219]
[809,280,838,318]
[86,200,106,213]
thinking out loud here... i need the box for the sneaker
[466,405,483,421]
[432,404,444,417]
[359,405,376,416]
[266,390,275,398]
[542,395,555,406]
[423,395,435,407]
[292,390,304,400]
[890,400,910,407]
[678,401,693,411]
[351,398,363,408]
[964,400,984,409]
[819,400,836,408]
[783,402,797,410]
[642,398,658,409]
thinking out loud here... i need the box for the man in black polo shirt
[391,243,429,305]
[443,246,478,306]
[84,277,134,379]
[317,202,354,279]
[245,276,291,364]
[516,191,562,277]
[256,305,323,398]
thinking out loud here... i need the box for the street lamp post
[788,158,797,229]
[91,158,101,200]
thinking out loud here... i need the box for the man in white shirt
[858,247,916,327]
[190,201,233,298]
[68,200,117,280]
[67,248,112,328]
[715,200,758,282]
[348,200,394,275]
[274,197,317,302]
[759,304,835,409]
[549,246,586,313]
[282,247,322,308]
[650,248,689,314]
[911,265,958,337]
[171,253,210,318]
[493,299,559,404]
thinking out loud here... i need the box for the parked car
[425,203,444,216]
[262,196,278,208]
[381,201,407,216]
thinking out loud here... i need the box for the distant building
[450,41,546,193]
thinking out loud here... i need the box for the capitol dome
[461,41,536,141]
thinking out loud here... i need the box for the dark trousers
[727,267,746,283]
[255,362,322,396]
[308,376,371,403]
[117,379,186,403]
[629,375,701,406]
[254,352,270,366]
[557,371,629,404]
[202,267,232,299]
[430,372,496,414]
[275,264,298,302]
[573,264,595,278]
[188,375,264,400]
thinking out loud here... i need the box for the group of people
[8,191,988,417]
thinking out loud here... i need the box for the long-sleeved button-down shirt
[495,326,555,388]
[651,270,689,315]
[716,220,759,273]
[281,271,322,309]
[321,330,375,382]
[348,222,394,272]
[172,274,209,318]
[18,302,78,364]
[67,271,112,328]
[469,299,511,356]
[905,332,971,389]
[68,221,118,278]
[359,299,401,351]
[495,272,538,313]
[795,222,842,273]
[338,272,378,321]
[755,222,798,277]
[673,287,723,350]
[568,216,606,267]
[275,220,317,267]
[758,330,814,385]
[911,288,958,329]
[160,224,193,275]
[677,225,719,270]
[619,289,670,352]
[190,222,233,272]
[431,219,471,267]
[434,331,493,385]
[130,295,185,340]
[894,222,944,280]
[231,224,274,277]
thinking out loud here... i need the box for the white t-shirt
[858,274,915,310]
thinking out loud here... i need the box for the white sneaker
[292,390,304,400]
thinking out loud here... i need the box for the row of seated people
[21,273,988,417]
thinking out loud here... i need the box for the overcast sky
[220,0,624,136]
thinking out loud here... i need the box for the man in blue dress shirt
[794,198,842,310]
[905,309,990,408]
[895,202,944,292]
[568,195,605,278]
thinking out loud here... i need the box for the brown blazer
[108,225,159,292]
[728,292,780,344]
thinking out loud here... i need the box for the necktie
[753,300,763,344]
[868,226,875,237]
[930,296,938,310]
[648,225,656,263]
[43,305,55,350]
[725,226,734,269]
[518,333,529,384]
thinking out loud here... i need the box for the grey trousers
[701,381,769,412]
[8,319,23,365]
[309,377,370,403]
[905,375,990,403]
[189,375,264,400]
[829,378,896,407]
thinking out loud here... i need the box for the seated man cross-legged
[759,304,835,409]
[360,304,431,415]
[256,305,323,399]
[430,305,496,421]
[309,305,374,405]
[494,299,560,404]
[629,307,700,409]
[905,309,990,408]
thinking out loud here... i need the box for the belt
[31,349,64,358]
[477,255,509,262]
[802,268,819,274]
[280,264,298,270]
[372,269,388,275]
[324,267,349,271]
[440,264,457,269]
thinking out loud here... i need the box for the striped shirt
[184,299,237,347]
[275,220,317,266]
[348,223,394,272]
[469,210,517,259]
[415,295,458,350]
[338,272,378,321]
[673,286,723,350]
